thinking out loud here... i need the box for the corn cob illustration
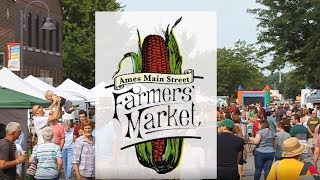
[141,35,171,74]
[114,17,184,174]
[140,34,182,169]
[141,34,170,164]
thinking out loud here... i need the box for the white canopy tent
[24,75,87,109]
[91,81,152,108]
[90,81,112,97]
[306,91,320,104]
[0,67,46,100]
[57,78,95,102]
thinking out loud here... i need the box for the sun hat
[282,137,306,158]
[219,118,234,129]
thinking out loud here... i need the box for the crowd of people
[217,102,320,180]
[4,90,320,179]
[0,94,95,180]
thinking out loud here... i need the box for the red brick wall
[0,0,63,86]
[0,0,16,65]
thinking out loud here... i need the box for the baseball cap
[220,118,234,128]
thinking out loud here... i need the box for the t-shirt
[307,117,320,133]
[73,123,82,139]
[50,123,65,147]
[0,139,16,180]
[247,124,253,134]
[267,159,318,180]
[290,124,310,140]
[256,128,276,153]
[253,120,260,136]
[31,143,62,179]
[275,131,291,158]
[63,128,74,149]
[217,132,245,168]
[15,143,23,176]
[33,116,49,144]
[267,116,277,133]
[275,109,286,122]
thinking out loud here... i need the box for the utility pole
[279,71,282,83]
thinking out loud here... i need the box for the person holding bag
[29,126,62,180]
[250,120,276,180]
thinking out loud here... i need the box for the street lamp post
[20,1,56,78]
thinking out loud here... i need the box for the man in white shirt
[31,97,62,144]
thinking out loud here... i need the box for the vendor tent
[0,86,51,151]
[0,67,46,100]
[57,78,94,101]
[24,75,86,104]
[306,91,320,103]
[0,86,50,108]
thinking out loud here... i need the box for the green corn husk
[135,138,184,174]
[165,16,183,75]
[113,30,143,78]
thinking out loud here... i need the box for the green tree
[61,0,123,88]
[266,72,280,90]
[267,71,307,100]
[217,40,267,98]
[248,0,320,88]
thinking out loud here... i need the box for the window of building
[40,69,50,77]
[0,52,4,68]
[42,18,46,50]
[49,29,53,51]
[27,13,32,46]
[56,22,59,53]
[35,15,39,49]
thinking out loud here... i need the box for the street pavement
[243,145,317,180]
[57,144,318,180]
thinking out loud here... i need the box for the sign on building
[7,43,20,71]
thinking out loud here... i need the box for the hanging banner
[7,43,20,71]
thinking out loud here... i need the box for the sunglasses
[35,106,42,111]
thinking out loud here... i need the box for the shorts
[315,136,320,148]
[238,151,244,165]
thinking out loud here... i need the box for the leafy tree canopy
[218,40,267,97]
[248,0,320,88]
[61,0,123,88]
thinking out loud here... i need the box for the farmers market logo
[106,17,202,174]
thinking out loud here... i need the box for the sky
[116,0,293,75]
[117,0,260,48]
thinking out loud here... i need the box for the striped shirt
[73,135,95,177]
[31,143,62,179]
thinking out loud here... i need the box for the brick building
[0,0,63,86]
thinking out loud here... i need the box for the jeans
[62,148,73,180]
[254,150,275,180]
